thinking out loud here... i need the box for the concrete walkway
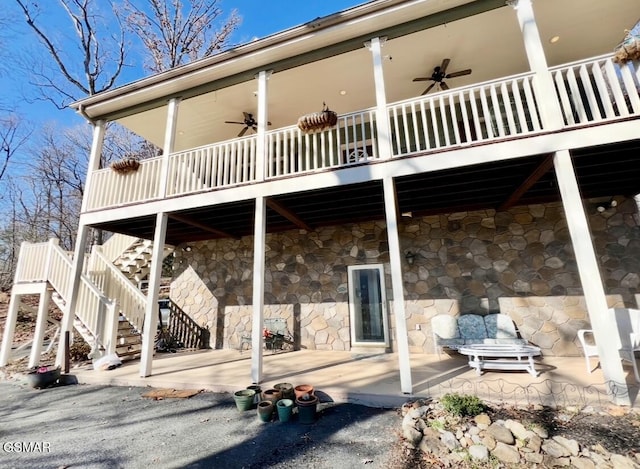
[70,349,640,408]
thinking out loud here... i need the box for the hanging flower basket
[297,103,338,134]
[110,157,140,174]
[614,22,640,64]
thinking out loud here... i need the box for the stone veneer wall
[170,197,640,355]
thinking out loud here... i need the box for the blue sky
[2,0,367,128]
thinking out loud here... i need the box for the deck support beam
[553,149,629,405]
[251,196,267,384]
[509,0,563,129]
[57,225,90,366]
[159,97,181,198]
[29,285,52,369]
[140,212,168,377]
[382,176,413,394]
[367,37,393,159]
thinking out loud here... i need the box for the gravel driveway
[0,381,402,469]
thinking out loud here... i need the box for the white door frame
[348,264,390,348]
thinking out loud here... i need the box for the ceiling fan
[412,58,472,95]
[224,112,271,137]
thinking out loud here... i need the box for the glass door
[348,264,389,347]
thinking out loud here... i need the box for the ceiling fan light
[549,35,560,44]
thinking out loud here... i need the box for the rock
[491,441,520,464]
[523,452,544,464]
[609,454,638,469]
[440,431,460,450]
[403,425,423,448]
[570,456,597,469]
[552,435,579,456]
[468,444,489,461]
[474,413,491,427]
[542,439,571,458]
[527,434,542,453]
[606,405,627,417]
[530,424,548,439]
[505,419,532,441]
[482,435,496,451]
[419,428,449,457]
[486,422,515,445]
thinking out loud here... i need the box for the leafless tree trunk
[121,0,240,74]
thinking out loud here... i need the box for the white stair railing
[88,248,147,334]
[46,241,115,349]
[100,233,140,263]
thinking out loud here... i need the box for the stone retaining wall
[170,198,640,354]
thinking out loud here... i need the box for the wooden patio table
[458,344,541,377]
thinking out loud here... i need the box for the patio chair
[577,307,640,382]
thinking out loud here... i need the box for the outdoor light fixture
[183,245,193,252]
[405,251,416,265]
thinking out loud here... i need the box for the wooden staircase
[115,314,142,360]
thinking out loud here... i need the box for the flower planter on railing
[110,157,140,174]
[297,103,338,134]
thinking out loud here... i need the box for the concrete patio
[69,349,640,409]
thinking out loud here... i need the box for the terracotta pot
[294,384,314,400]
[261,388,282,404]
[247,385,262,404]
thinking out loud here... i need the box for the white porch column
[0,294,22,366]
[251,195,267,383]
[553,149,629,404]
[29,285,52,368]
[255,70,271,181]
[56,224,90,366]
[366,37,393,159]
[509,0,563,129]
[81,119,106,212]
[382,176,412,394]
[140,212,168,377]
[158,97,181,198]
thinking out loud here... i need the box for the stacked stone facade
[170,198,640,356]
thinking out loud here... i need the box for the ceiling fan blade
[446,69,472,79]
[242,111,252,121]
[225,121,245,125]
[440,81,449,90]
[421,82,436,95]
[440,58,451,75]
[238,127,248,137]
[412,77,431,82]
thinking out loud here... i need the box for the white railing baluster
[502,82,517,135]
[619,62,640,113]
[553,70,576,125]
[579,64,603,121]
[429,98,440,148]
[522,78,540,131]
[457,91,471,144]
[449,94,460,145]
[468,89,482,142]
[602,60,628,117]
[592,63,616,118]
[438,96,450,147]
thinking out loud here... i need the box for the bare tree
[121,0,240,74]
[13,0,126,108]
[0,115,32,184]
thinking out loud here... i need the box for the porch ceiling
[112,0,637,153]
[92,139,640,246]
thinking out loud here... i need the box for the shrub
[440,393,485,417]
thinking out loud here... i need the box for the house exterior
[2,0,640,402]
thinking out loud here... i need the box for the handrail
[89,248,147,334]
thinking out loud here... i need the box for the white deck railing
[167,135,258,197]
[388,72,541,157]
[266,109,378,178]
[83,54,639,212]
[86,157,163,210]
[551,55,640,127]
